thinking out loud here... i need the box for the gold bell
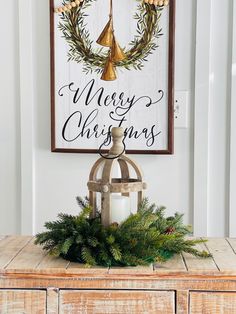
[96,18,113,47]
[101,55,117,81]
[111,37,126,62]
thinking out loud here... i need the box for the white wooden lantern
[87,127,147,226]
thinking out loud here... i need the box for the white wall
[0,0,235,237]
[0,0,21,234]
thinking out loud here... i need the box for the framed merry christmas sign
[50,0,175,154]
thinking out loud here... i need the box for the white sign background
[51,0,174,153]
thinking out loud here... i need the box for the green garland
[35,197,211,267]
[58,0,163,74]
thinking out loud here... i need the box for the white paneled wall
[193,0,212,236]
[193,0,235,236]
[229,1,236,237]
[19,0,35,234]
[0,0,235,236]
[0,0,21,234]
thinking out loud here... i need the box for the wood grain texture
[182,242,218,272]
[0,235,32,269]
[1,275,236,291]
[67,262,109,274]
[108,264,153,274]
[2,236,236,314]
[0,290,46,314]
[204,238,236,271]
[190,292,236,314]
[176,290,188,314]
[154,254,187,273]
[6,237,46,270]
[118,159,130,196]
[227,238,236,254]
[88,157,104,218]
[59,290,175,314]
[1,237,236,277]
[47,288,59,314]
[37,255,69,269]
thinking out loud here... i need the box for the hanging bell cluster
[97,1,126,81]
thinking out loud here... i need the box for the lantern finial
[109,127,125,156]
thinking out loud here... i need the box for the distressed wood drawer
[59,290,175,314]
[190,291,236,314]
[0,289,46,314]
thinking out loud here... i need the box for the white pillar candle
[110,195,130,224]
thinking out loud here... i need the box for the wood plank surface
[67,262,109,274]
[108,264,154,274]
[59,290,175,314]
[154,254,187,272]
[227,238,236,254]
[6,237,46,270]
[190,292,236,314]
[37,254,69,269]
[1,236,236,276]
[0,289,46,314]
[0,236,32,269]
[204,238,236,272]
[182,242,218,272]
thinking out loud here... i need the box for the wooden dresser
[1,236,236,313]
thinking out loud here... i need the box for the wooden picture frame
[50,0,175,154]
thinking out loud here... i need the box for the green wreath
[58,0,163,74]
[35,197,210,267]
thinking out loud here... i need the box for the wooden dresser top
[1,235,236,277]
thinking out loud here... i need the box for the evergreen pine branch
[35,197,211,267]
